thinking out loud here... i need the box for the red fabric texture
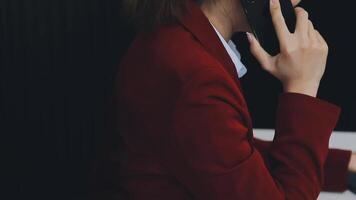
[254,139,352,193]
[114,1,351,199]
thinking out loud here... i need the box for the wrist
[283,81,320,97]
[349,153,356,173]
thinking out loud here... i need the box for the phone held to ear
[241,0,296,55]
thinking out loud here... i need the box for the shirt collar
[176,0,244,89]
[210,24,247,78]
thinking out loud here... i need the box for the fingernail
[246,32,253,43]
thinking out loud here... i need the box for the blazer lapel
[176,1,254,135]
[177,0,243,90]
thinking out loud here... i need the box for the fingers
[246,32,275,72]
[295,7,322,49]
[315,30,328,51]
[291,0,302,7]
[270,0,291,46]
[315,30,325,43]
[307,20,315,38]
[295,7,309,39]
[307,20,319,46]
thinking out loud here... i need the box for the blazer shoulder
[118,23,239,107]
[129,23,228,82]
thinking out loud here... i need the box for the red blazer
[115,1,351,199]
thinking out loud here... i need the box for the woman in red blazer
[114,0,356,199]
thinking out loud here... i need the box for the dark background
[1,0,354,199]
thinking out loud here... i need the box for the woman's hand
[348,153,356,194]
[349,153,356,173]
[247,0,328,97]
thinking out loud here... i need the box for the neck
[201,0,251,41]
[201,2,235,41]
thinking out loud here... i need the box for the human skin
[200,0,356,175]
[350,153,356,173]
[202,0,325,97]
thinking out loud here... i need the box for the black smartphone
[240,0,296,55]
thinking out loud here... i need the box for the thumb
[246,32,274,72]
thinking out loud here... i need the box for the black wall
[237,0,356,131]
[1,0,133,199]
[1,0,354,199]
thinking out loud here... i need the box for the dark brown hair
[122,0,205,29]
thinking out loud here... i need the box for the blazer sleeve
[254,138,352,192]
[162,68,341,200]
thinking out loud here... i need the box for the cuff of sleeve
[322,149,352,192]
[279,92,341,115]
[277,93,341,138]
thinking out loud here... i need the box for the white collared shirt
[211,24,247,78]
